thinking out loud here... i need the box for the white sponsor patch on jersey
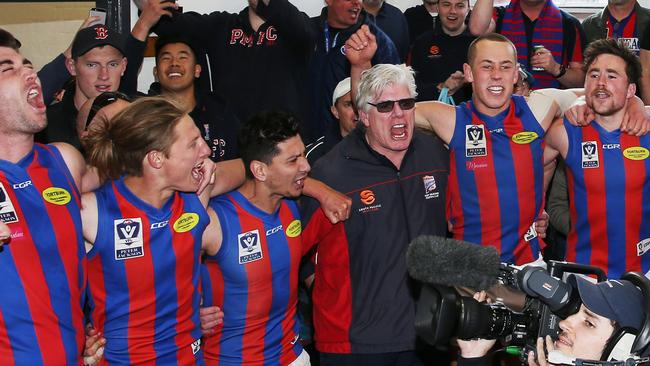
[238,229,263,264]
[114,218,144,260]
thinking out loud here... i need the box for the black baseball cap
[71,25,126,59]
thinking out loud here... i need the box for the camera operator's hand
[457,292,497,358]
[527,336,559,366]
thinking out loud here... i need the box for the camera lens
[456,297,527,340]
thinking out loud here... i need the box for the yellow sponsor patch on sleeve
[173,213,200,233]
[285,219,302,238]
[42,187,71,205]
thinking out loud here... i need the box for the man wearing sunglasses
[301,62,449,366]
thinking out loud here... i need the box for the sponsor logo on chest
[238,229,263,264]
[114,218,144,260]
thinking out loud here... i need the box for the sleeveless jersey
[563,120,650,278]
[0,144,85,365]
[87,179,208,365]
[201,191,303,365]
[448,96,546,264]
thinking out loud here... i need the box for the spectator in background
[306,77,358,165]
[409,0,475,103]
[308,1,399,144]
[404,0,439,46]
[37,10,154,151]
[362,0,410,62]
[151,35,241,161]
[636,24,650,104]
[582,0,650,54]
[469,0,587,89]
[146,0,314,137]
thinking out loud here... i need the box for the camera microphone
[406,235,501,291]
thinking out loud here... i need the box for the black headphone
[600,272,650,363]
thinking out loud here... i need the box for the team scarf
[501,0,564,88]
[606,9,640,53]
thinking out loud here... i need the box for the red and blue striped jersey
[448,96,546,264]
[201,191,303,366]
[0,144,86,365]
[87,179,207,365]
[563,120,650,278]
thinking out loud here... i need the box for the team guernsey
[201,191,303,366]
[87,179,207,365]
[448,96,545,264]
[0,144,86,365]
[563,119,650,278]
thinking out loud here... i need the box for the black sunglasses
[85,91,132,131]
[367,98,416,113]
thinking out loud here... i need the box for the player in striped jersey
[544,38,650,278]
[0,30,97,365]
[81,97,224,365]
[201,111,312,366]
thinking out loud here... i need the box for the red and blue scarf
[501,0,564,88]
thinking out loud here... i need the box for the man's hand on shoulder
[621,96,650,136]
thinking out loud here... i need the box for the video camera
[407,236,650,365]
[415,260,607,359]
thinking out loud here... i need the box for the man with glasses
[75,91,132,143]
[301,63,449,366]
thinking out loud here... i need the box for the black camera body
[414,260,607,358]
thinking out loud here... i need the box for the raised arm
[254,0,315,49]
[468,0,496,36]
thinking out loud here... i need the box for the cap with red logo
[71,25,126,59]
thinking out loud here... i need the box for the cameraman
[457,276,645,365]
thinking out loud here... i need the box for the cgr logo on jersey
[151,220,169,229]
[466,125,487,157]
[12,180,32,189]
[114,218,144,260]
[238,229,263,264]
[266,225,283,236]
[0,182,18,223]
[581,141,600,168]
[423,175,439,199]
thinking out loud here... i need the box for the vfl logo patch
[623,147,649,161]
[191,339,201,355]
[581,141,600,168]
[285,220,301,238]
[465,125,487,157]
[637,238,650,256]
[423,175,439,199]
[42,187,71,205]
[173,213,199,233]
[238,229,263,264]
[620,37,639,52]
[114,218,144,260]
[0,182,18,223]
[524,222,537,242]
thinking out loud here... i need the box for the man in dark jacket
[307,0,399,143]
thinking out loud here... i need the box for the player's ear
[147,150,164,169]
[250,160,267,182]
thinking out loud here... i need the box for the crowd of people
[0,0,650,365]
